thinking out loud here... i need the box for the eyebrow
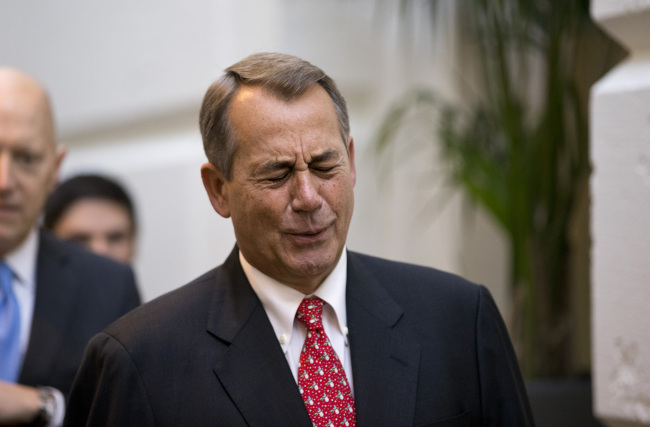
[310,149,340,164]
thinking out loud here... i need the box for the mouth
[287,225,330,243]
[0,204,20,216]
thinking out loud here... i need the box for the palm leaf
[375,0,626,377]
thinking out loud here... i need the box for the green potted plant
[376,0,625,379]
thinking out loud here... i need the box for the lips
[290,227,326,236]
[0,204,20,215]
[285,224,332,243]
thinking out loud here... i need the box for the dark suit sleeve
[64,332,155,427]
[119,267,141,314]
[476,286,534,425]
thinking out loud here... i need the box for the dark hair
[43,174,136,233]
[199,52,350,180]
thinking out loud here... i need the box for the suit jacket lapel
[346,251,421,427]
[20,231,78,386]
[208,247,312,426]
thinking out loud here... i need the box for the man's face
[52,198,135,264]
[202,84,356,294]
[0,72,63,255]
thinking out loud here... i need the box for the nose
[0,151,14,192]
[89,237,111,258]
[291,171,322,212]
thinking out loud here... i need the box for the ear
[201,162,231,218]
[48,145,67,192]
[348,137,356,187]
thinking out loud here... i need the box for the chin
[0,234,21,254]
[288,251,338,278]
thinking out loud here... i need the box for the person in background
[43,174,137,264]
[64,52,532,426]
[0,68,140,426]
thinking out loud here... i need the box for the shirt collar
[4,227,39,293]
[240,248,348,347]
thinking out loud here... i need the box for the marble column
[591,1,650,425]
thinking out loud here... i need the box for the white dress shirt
[240,248,354,394]
[4,228,65,427]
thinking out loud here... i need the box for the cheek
[30,174,56,202]
[25,182,50,211]
[115,242,134,256]
[253,185,290,212]
[234,191,281,228]
[324,177,354,210]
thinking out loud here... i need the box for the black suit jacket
[65,247,533,426]
[18,230,141,396]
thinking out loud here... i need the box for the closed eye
[267,172,290,183]
[311,166,335,173]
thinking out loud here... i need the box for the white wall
[592,0,650,425]
[1,0,508,308]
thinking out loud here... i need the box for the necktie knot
[296,297,324,331]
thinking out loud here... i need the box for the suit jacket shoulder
[345,250,534,426]
[346,250,484,341]
[19,230,141,394]
[66,246,313,426]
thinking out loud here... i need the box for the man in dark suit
[65,53,533,426]
[0,68,140,426]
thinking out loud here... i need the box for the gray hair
[199,52,350,180]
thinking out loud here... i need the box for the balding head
[0,68,64,255]
[0,68,56,149]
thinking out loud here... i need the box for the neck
[283,280,322,296]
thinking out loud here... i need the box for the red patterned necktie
[296,297,356,427]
